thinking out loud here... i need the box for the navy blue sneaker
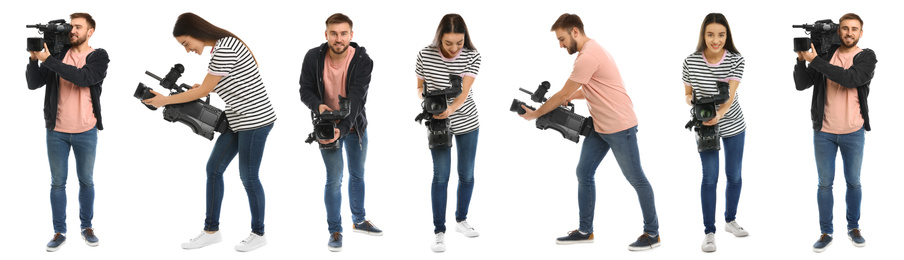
[328,232,342,252]
[813,233,833,253]
[46,233,66,252]
[628,233,660,251]
[556,230,593,245]
[81,228,99,247]
[848,229,866,247]
[353,220,383,236]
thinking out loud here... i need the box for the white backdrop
[1,0,900,259]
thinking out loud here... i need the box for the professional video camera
[793,19,841,57]
[684,81,730,152]
[415,74,463,149]
[510,81,593,143]
[134,64,229,140]
[26,19,72,56]
[304,96,351,150]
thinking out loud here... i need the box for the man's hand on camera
[33,43,51,62]
[318,128,341,144]
[142,90,168,108]
[319,104,332,114]
[520,105,539,121]
[29,51,38,61]
[798,43,818,62]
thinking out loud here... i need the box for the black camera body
[793,19,841,57]
[684,81,731,152]
[304,96,351,150]
[415,75,463,149]
[510,81,593,143]
[134,64,229,140]
[26,19,72,56]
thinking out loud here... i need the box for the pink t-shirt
[569,39,637,134]
[822,47,864,134]
[322,46,355,111]
[54,47,97,133]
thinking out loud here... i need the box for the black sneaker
[81,228,99,247]
[813,233,833,253]
[556,230,593,245]
[353,220,383,236]
[46,233,66,252]
[848,229,866,247]
[628,233,660,251]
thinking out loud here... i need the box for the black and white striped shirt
[415,46,481,135]
[208,37,277,132]
[682,51,746,138]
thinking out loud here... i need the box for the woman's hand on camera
[702,111,724,126]
[432,107,454,119]
[142,90,169,108]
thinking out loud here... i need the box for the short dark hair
[550,13,584,35]
[839,13,863,27]
[70,12,95,29]
[326,13,353,30]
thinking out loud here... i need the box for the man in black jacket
[794,13,876,253]
[25,13,109,252]
[299,13,380,252]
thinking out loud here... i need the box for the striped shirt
[682,51,746,137]
[415,46,481,135]
[208,37,277,132]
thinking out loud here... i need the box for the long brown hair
[432,14,476,51]
[172,12,257,64]
[695,13,739,54]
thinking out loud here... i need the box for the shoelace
[189,233,206,242]
[460,221,474,230]
[567,229,581,236]
[361,220,379,230]
[637,234,654,248]
[84,228,95,238]
[435,233,444,244]
[52,233,64,242]
[851,229,861,238]
[241,234,256,244]
[729,222,745,231]
[819,233,830,242]
[331,232,342,242]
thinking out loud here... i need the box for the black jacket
[26,45,110,130]
[793,45,876,131]
[299,42,372,143]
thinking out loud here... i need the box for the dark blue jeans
[576,126,658,235]
[815,127,864,234]
[431,129,478,233]
[700,131,745,234]
[47,126,97,234]
[321,130,368,234]
[204,123,273,235]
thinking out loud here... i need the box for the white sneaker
[455,220,480,238]
[725,220,749,237]
[701,233,716,252]
[235,233,267,252]
[182,231,222,249]
[431,232,446,252]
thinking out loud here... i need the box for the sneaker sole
[432,245,446,252]
[235,240,267,252]
[46,240,66,252]
[353,229,384,236]
[702,245,716,253]
[725,226,749,237]
[328,246,342,252]
[556,239,593,245]
[455,227,479,238]
[813,241,832,253]
[628,242,661,251]
[181,238,223,249]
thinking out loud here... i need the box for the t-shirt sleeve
[728,54,745,82]
[462,51,481,78]
[682,58,691,86]
[208,44,237,76]
[568,53,599,84]
[415,50,425,80]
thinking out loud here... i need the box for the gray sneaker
[701,233,716,252]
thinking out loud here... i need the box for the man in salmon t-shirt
[794,13,876,253]
[519,13,661,252]
[25,13,109,252]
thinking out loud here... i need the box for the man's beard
[567,36,578,55]
[841,36,859,48]
[331,43,349,55]
[70,34,87,47]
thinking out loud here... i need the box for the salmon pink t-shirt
[569,39,637,134]
[323,46,355,111]
[54,47,97,133]
[822,47,864,134]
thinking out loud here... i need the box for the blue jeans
[47,126,97,234]
[322,130,368,234]
[700,131,745,234]
[204,123,272,235]
[815,127,864,234]
[431,129,478,233]
[576,126,658,235]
